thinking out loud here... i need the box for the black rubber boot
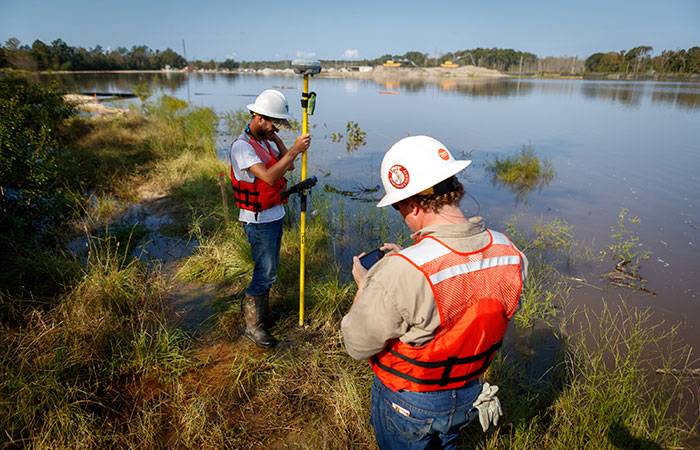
[261,292,285,327]
[244,294,277,348]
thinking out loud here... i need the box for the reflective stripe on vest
[370,230,523,392]
[229,132,287,213]
[430,255,522,285]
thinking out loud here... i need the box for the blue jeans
[370,376,481,450]
[243,219,284,296]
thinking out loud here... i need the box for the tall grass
[0,234,189,448]
[172,186,697,448]
[485,143,555,203]
[2,95,695,448]
[1,91,220,448]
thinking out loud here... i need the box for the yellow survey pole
[299,73,309,326]
[291,59,320,327]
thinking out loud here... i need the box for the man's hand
[352,245,398,290]
[352,253,369,288]
[289,133,311,156]
[380,243,402,254]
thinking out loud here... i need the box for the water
[40,72,700,350]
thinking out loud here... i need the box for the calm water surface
[42,72,700,348]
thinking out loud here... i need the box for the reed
[485,143,555,202]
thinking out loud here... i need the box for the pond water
[41,72,700,350]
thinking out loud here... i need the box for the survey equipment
[291,59,321,326]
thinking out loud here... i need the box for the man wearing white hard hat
[229,89,310,348]
[341,136,528,449]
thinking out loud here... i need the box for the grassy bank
[1,77,696,448]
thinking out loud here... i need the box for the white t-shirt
[229,135,285,223]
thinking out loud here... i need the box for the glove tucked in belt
[472,382,503,432]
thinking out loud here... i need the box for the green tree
[598,52,621,72]
[0,74,76,244]
[219,58,239,70]
[585,53,605,72]
[401,51,429,67]
[625,46,653,74]
[155,48,186,68]
[50,38,73,70]
[30,40,52,70]
[688,47,700,73]
[0,47,8,68]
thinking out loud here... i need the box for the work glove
[472,382,503,432]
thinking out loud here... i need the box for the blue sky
[1,0,698,61]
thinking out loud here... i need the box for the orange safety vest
[229,131,287,213]
[370,230,523,392]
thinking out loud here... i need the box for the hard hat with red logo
[377,135,471,208]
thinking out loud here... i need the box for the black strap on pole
[300,192,308,212]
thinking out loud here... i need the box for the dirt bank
[64,94,129,116]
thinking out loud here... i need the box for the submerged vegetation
[0,75,696,448]
[331,120,367,152]
[485,143,555,203]
[599,208,655,294]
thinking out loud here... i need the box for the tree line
[1,38,698,75]
[0,38,186,71]
[584,46,700,74]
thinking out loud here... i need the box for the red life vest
[229,132,287,213]
[370,230,523,392]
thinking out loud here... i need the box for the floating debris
[324,184,380,202]
[600,258,656,295]
[379,91,400,95]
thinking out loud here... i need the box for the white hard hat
[377,136,471,207]
[247,89,294,121]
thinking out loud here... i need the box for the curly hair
[404,178,465,213]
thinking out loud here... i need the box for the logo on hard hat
[388,165,409,189]
[438,148,450,160]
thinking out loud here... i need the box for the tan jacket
[341,217,528,361]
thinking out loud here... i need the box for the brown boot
[244,294,277,348]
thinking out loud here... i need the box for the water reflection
[581,81,700,109]
[375,77,535,96]
[37,72,700,110]
[651,86,700,110]
[581,82,644,107]
[37,72,191,94]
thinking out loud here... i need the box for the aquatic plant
[485,143,555,202]
[505,215,580,329]
[602,208,651,265]
[599,208,654,293]
[331,120,367,152]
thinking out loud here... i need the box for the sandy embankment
[317,65,504,80]
[64,94,129,116]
